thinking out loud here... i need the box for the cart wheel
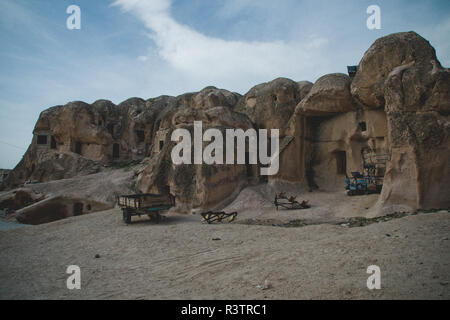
[228,212,237,223]
[148,212,161,223]
[122,209,131,224]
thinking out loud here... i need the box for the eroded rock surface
[235,78,307,131]
[296,73,355,116]
[351,31,439,109]
[2,31,449,223]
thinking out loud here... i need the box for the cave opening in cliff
[335,151,347,175]
[304,116,331,190]
[159,140,164,151]
[50,136,56,149]
[359,122,367,132]
[75,141,82,155]
[136,130,145,143]
[37,135,47,145]
[73,203,83,216]
[113,143,120,159]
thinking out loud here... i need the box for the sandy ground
[0,206,449,300]
[224,184,383,224]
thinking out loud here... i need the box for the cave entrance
[73,203,83,216]
[359,122,367,132]
[50,136,57,149]
[136,130,145,143]
[75,141,82,155]
[113,143,120,159]
[335,151,347,175]
[37,135,48,145]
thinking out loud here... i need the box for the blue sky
[0,0,449,169]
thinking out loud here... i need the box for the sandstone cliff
[1,31,449,223]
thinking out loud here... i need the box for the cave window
[347,66,358,78]
[50,136,57,149]
[73,203,83,216]
[136,130,145,143]
[159,140,164,151]
[113,143,120,159]
[87,204,92,211]
[37,135,47,145]
[75,142,82,155]
[336,151,347,175]
[359,122,367,132]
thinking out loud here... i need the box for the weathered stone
[380,57,450,211]
[351,31,439,109]
[235,78,304,130]
[2,31,449,220]
[296,73,355,116]
[137,106,255,212]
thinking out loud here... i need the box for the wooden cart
[117,193,175,224]
[274,193,310,210]
[200,211,238,224]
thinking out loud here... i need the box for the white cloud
[112,0,330,90]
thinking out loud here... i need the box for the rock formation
[235,77,308,131]
[351,31,439,109]
[137,89,254,212]
[1,31,449,223]
[297,73,356,116]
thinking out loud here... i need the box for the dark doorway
[50,136,57,149]
[159,140,164,151]
[113,143,120,159]
[336,151,347,175]
[73,203,83,216]
[136,130,145,143]
[359,122,367,132]
[37,135,47,145]
[75,141,82,155]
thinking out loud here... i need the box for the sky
[0,0,449,169]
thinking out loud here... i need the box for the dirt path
[0,208,449,299]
